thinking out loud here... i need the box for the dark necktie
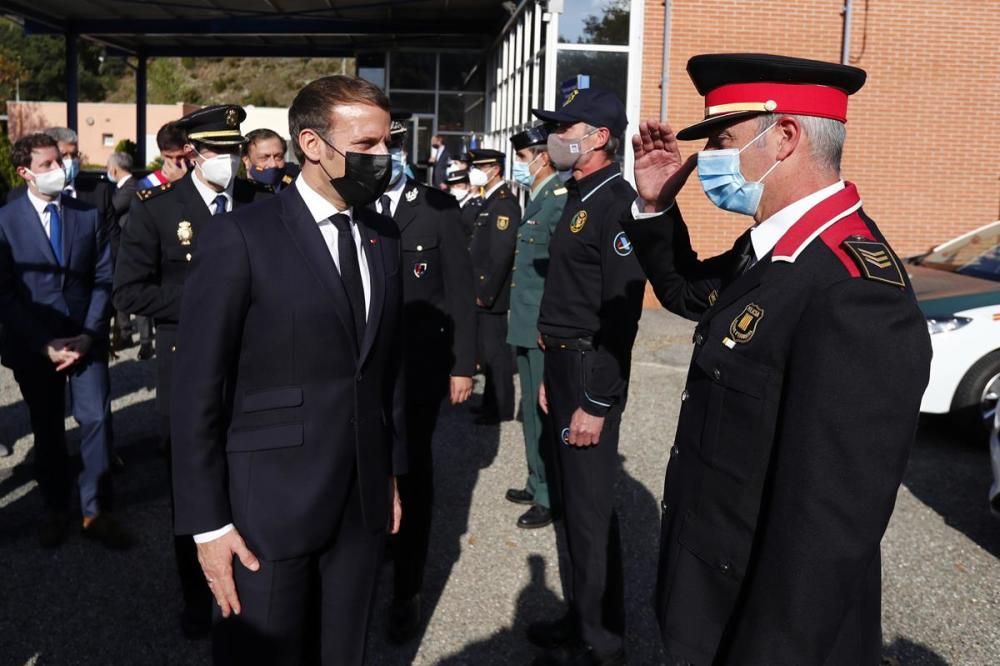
[330,214,367,349]
[45,203,62,265]
[378,194,392,218]
[212,194,228,216]
[732,229,756,277]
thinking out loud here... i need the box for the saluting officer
[445,168,482,245]
[504,125,566,530]
[468,148,520,424]
[527,89,646,666]
[112,104,269,640]
[624,54,932,665]
[375,115,477,643]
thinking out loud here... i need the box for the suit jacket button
[170,345,176,352]
[713,368,721,381]
[670,445,679,457]
[660,500,669,514]
[719,561,732,574]
[681,389,689,401]
[356,374,363,382]
[694,332,704,346]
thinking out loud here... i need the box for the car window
[921,221,1000,282]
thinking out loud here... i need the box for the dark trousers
[544,349,625,657]
[476,311,514,420]
[13,356,112,517]
[393,389,444,600]
[161,414,213,623]
[213,477,384,666]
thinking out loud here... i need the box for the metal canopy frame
[1,0,506,166]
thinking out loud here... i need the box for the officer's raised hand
[632,120,697,213]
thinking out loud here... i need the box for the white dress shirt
[191,171,234,215]
[26,188,59,239]
[116,173,133,190]
[193,175,375,545]
[376,174,408,218]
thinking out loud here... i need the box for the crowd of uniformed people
[0,52,932,666]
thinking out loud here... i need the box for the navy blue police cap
[176,104,247,147]
[469,148,506,167]
[531,88,627,137]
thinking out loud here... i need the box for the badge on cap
[225,108,239,128]
[729,303,765,343]
[405,188,418,203]
[497,215,510,231]
[570,210,588,233]
[177,221,193,246]
[613,231,633,256]
[413,262,428,278]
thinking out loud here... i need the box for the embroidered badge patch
[570,210,588,233]
[177,221,193,246]
[613,231,633,256]
[497,215,510,231]
[405,188,418,202]
[413,262,428,278]
[729,303,765,343]
[842,240,905,287]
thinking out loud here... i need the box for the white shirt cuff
[631,197,676,220]
[193,523,234,543]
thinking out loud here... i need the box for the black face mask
[313,131,391,207]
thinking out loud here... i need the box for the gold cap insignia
[177,221,194,246]
[729,303,764,343]
[497,215,510,231]
[570,210,588,233]
[225,108,239,127]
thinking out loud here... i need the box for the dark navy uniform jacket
[621,183,932,666]
[469,183,521,314]
[537,162,646,417]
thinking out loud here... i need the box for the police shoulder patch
[842,238,905,287]
[136,181,173,201]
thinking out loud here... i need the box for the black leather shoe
[179,609,212,640]
[505,488,534,505]
[37,511,70,548]
[517,505,553,529]
[387,594,421,644]
[527,615,577,650]
[532,645,624,666]
[81,514,134,550]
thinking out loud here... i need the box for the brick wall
[639,0,1000,260]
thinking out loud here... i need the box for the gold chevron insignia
[842,239,905,287]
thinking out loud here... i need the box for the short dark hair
[288,75,391,163]
[243,128,288,157]
[12,133,59,169]
[156,122,187,151]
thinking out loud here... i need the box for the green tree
[579,0,630,45]
[0,20,107,102]
[0,129,19,201]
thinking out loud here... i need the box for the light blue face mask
[511,154,541,188]
[697,122,781,217]
[388,149,407,186]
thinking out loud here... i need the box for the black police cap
[469,148,505,166]
[176,104,247,146]
[445,169,470,185]
[677,53,867,140]
[390,110,411,137]
[510,125,550,151]
[531,88,627,137]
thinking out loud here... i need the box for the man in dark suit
[171,76,405,666]
[113,104,270,640]
[429,134,451,190]
[468,148,521,424]
[375,115,476,642]
[106,151,143,352]
[0,133,130,549]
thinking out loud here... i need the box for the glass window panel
[387,92,435,114]
[558,0,631,45]
[439,51,486,91]
[390,52,436,90]
[438,93,485,133]
[555,51,628,105]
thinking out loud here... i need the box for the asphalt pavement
[0,308,997,665]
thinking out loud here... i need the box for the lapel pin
[369,238,378,245]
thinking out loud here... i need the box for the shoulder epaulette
[841,237,906,287]
[136,181,173,201]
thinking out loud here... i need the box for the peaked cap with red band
[676,53,867,141]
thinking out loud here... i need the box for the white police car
[910,220,1000,436]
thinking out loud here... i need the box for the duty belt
[541,335,594,352]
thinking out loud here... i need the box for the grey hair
[755,113,844,174]
[109,151,133,172]
[584,124,622,158]
[44,127,79,144]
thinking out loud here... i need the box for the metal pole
[136,52,148,168]
[660,0,672,121]
[841,0,854,65]
[65,32,79,131]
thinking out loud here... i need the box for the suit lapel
[356,208,385,365]
[701,253,771,326]
[16,195,59,267]
[59,195,75,273]
[392,181,419,233]
[278,187,358,353]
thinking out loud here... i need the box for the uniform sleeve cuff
[631,198,676,219]
[193,523,234,543]
[580,397,612,417]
